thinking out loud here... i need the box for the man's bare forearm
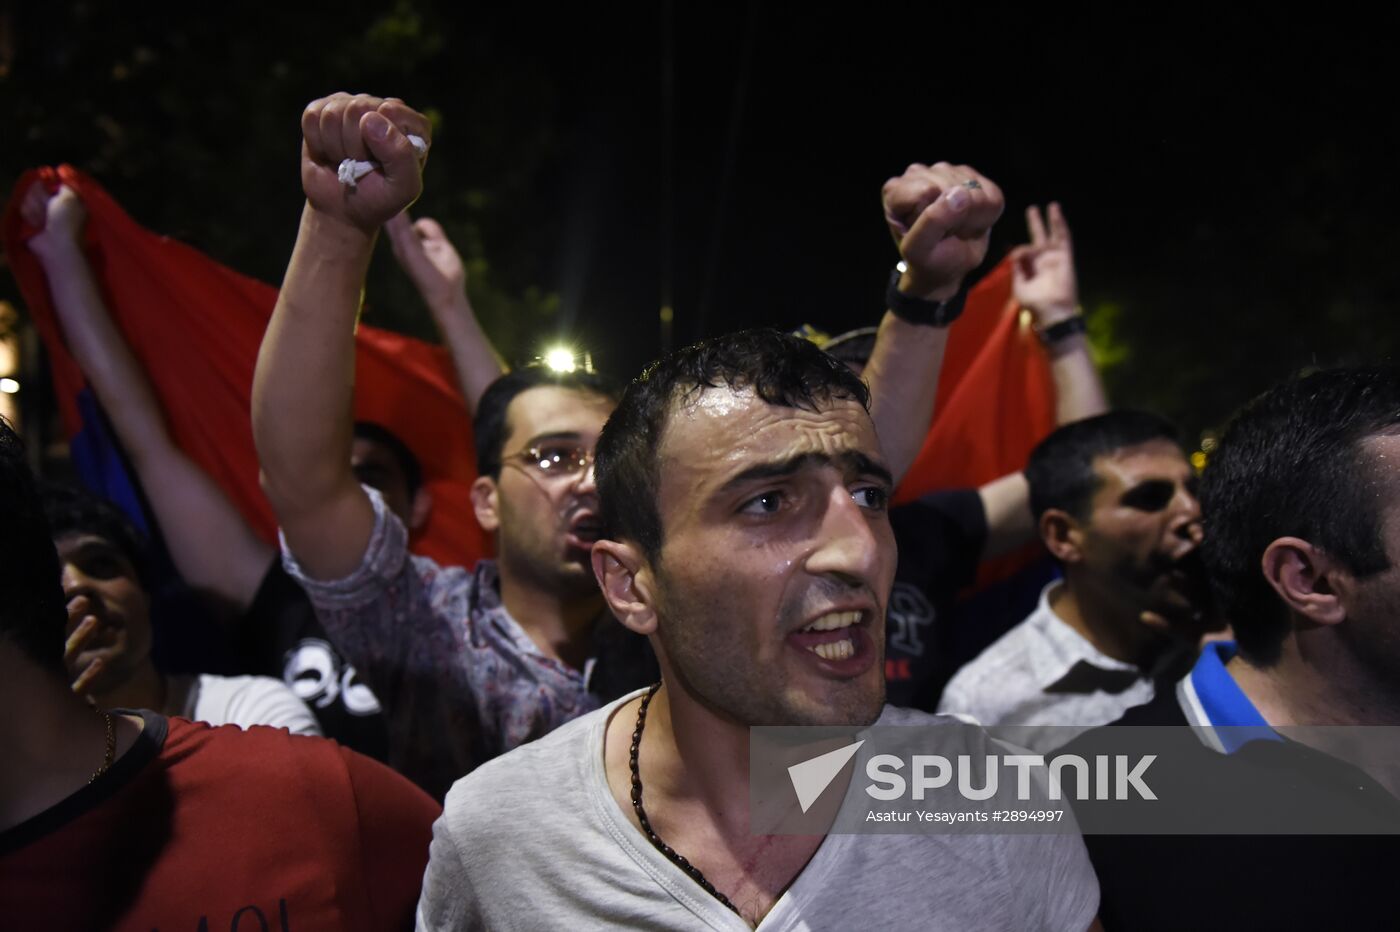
[253,205,377,577]
[427,291,506,414]
[1047,332,1108,425]
[37,240,173,461]
[864,311,950,483]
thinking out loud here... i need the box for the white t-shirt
[173,673,322,737]
[417,691,1098,931]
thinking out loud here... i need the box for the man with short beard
[415,330,1101,930]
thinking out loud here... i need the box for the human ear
[591,540,658,636]
[1039,509,1083,564]
[1260,537,1347,627]
[470,476,499,534]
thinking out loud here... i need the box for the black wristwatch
[885,268,967,327]
[1036,314,1088,346]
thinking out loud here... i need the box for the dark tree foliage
[0,1,564,360]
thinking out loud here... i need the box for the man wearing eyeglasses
[253,95,656,798]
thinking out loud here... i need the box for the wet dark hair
[1025,410,1182,523]
[473,366,622,478]
[353,421,423,497]
[0,419,68,675]
[40,482,153,593]
[1200,366,1400,665]
[596,328,871,561]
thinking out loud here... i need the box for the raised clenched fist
[21,182,87,257]
[299,92,432,234]
[881,162,1004,301]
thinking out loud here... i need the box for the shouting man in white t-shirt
[420,296,1105,926]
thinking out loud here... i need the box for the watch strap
[885,269,966,327]
[1037,314,1088,346]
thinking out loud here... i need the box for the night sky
[471,6,1399,431]
[5,5,1398,439]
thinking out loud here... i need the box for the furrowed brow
[720,451,893,492]
[719,454,821,492]
[847,451,894,487]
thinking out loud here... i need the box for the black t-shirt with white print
[233,561,391,762]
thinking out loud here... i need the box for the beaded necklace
[629,683,741,917]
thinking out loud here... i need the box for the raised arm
[978,203,1109,558]
[864,162,1005,484]
[253,93,431,581]
[1013,202,1108,425]
[384,212,505,413]
[21,183,272,610]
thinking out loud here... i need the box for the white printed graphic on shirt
[888,582,935,657]
[284,638,382,715]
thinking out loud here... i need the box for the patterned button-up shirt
[281,488,601,799]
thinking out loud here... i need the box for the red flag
[895,257,1058,503]
[4,166,489,568]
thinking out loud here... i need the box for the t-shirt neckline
[583,689,841,931]
[0,709,168,855]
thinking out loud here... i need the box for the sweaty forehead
[1359,432,1400,502]
[1361,433,1400,546]
[658,385,880,486]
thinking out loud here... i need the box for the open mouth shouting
[787,608,878,676]
[564,510,604,551]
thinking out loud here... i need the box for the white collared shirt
[936,581,1156,747]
